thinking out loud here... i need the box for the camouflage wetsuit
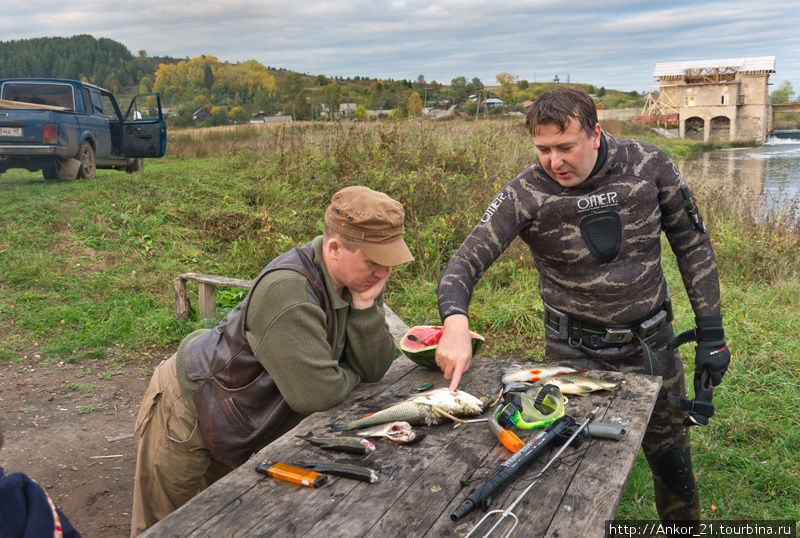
[438,132,722,521]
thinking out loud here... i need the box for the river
[677,130,800,221]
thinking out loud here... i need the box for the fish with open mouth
[355,421,421,444]
[329,388,484,431]
[296,432,376,455]
[501,365,586,384]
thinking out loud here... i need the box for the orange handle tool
[255,461,327,488]
[497,428,526,453]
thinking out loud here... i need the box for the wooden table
[144,307,661,538]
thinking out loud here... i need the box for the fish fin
[326,423,349,431]
[295,432,313,440]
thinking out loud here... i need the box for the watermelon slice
[399,325,485,371]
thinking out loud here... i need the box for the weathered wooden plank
[173,277,190,320]
[197,281,217,319]
[302,359,502,538]
[179,272,254,289]
[545,374,661,538]
[430,371,660,538]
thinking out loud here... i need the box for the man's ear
[324,236,341,260]
[593,122,602,150]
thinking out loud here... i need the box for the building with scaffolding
[647,57,775,143]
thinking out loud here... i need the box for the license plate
[0,127,22,137]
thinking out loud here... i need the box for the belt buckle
[543,302,569,340]
[604,328,634,344]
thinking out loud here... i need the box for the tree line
[1,35,647,127]
[0,35,171,92]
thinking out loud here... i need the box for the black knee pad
[657,446,697,505]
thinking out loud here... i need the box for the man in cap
[131,186,413,535]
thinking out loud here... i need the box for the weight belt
[542,300,672,376]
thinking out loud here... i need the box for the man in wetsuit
[436,87,730,521]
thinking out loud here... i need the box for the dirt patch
[0,355,166,537]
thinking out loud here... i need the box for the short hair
[322,224,359,252]
[525,87,598,137]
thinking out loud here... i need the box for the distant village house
[249,111,293,124]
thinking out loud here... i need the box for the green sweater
[176,236,396,425]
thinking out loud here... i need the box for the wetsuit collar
[587,133,608,179]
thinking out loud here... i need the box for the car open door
[122,93,166,158]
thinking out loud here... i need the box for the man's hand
[435,314,473,391]
[350,270,391,310]
[695,341,730,388]
[694,316,730,388]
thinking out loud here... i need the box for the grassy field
[1,118,798,523]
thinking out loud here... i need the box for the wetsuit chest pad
[579,210,622,263]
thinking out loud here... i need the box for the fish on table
[501,365,586,384]
[536,373,620,395]
[356,421,420,443]
[296,432,376,455]
[329,388,485,431]
[290,460,380,484]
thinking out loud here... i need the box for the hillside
[0,34,646,126]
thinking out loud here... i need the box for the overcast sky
[3,0,799,92]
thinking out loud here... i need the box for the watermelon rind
[399,325,485,371]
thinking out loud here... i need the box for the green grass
[1,118,798,522]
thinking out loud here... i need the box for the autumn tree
[771,80,796,103]
[451,76,467,100]
[153,56,276,111]
[408,91,423,116]
[496,72,516,104]
[229,106,248,122]
[321,82,342,119]
[468,77,483,94]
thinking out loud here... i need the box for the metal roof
[653,57,776,78]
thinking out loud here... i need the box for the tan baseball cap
[325,186,414,267]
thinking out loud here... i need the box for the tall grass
[1,118,798,522]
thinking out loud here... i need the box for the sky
[3,0,800,93]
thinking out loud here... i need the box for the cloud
[2,0,799,90]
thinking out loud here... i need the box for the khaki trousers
[130,358,231,537]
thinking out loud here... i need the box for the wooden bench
[173,272,253,320]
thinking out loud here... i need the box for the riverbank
[0,119,797,531]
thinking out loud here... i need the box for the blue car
[0,78,167,180]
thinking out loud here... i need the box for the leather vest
[185,242,334,467]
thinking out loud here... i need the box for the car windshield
[1,82,75,110]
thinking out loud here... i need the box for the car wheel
[77,140,96,179]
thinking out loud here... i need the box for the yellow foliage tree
[354,104,368,120]
[408,91,423,116]
[495,72,516,103]
[153,56,276,108]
